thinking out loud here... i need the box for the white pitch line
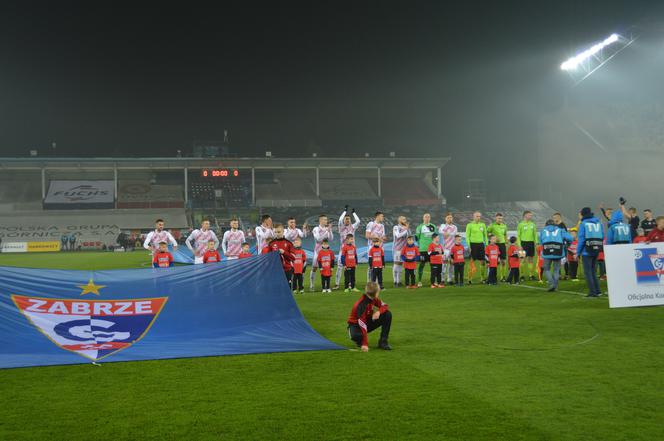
[511,283,598,298]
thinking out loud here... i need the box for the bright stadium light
[560,33,620,71]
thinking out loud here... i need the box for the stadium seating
[117,180,184,208]
[319,178,379,203]
[381,178,439,206]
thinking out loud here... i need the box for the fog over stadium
[1,2,662,212]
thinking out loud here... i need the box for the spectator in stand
[539,219,574,292]
[577,207,604,298]
[517,211,538,281]
[646,216,664,243]
[465,211,488,284]
[439,213,458,284]
[641,209,657,236]
[487,213,508,282]
[415,213,437,287]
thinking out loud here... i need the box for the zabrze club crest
[12,295,167,362]
[634,248,664,285]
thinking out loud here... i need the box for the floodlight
[560,33,620,71]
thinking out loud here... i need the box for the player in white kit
[143,219,178,258]
[221,218,245,259]
[255,214,275,255]
[392,216,410,287]
[310,214,334,291]
[365,212,387,283]
[284,217,308,243]
[334,206,361,289]
[439,213,458,284]
[186,219,220,264]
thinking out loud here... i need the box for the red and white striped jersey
[284,227,305,243]
[222,229,245,258]
[365,221,385,248]
[392,224,410,253]
[143,230,177,254]
[186,228,219,257]
[255,225,275,255]
[439,223,458,251]
[338,211,361,242]
[312,225,333,253]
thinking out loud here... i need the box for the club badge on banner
[604,243,664,308]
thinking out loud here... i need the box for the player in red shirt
[400,235,420,289]
[202,239,221,263]
[450,235,466,287]
[485,235,501,285]
[152,242,174,268]
[368,237,385,289]
[238,243,253,259]
[427,233,445,288]
[347,281,392,351]
[291,237,308,293]
[505,236,521,284]
[317,239,335,293]
[645,216,664,243]
[340,234,359,292]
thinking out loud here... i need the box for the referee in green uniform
[487,213,508,281]
[517,210,538,280]
[465,211,488,284]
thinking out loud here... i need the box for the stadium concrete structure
[0,156,452,250]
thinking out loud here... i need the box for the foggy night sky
[0,1,659,200]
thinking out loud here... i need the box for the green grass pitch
[0,252,662,441]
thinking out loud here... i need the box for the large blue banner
[0,253,341,369]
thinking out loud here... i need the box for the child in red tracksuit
[485,235,501,285]
[153,242,174,268]
[291,237,307,293]
[368,237,385,289]
[450,235,465,287]
[238,243,253,259]
[317,239,335,293]
[401,236,420,288]
[202,240,221,263]
[340,234,358,292]
[506,236,521,284]
[427,233,445,288]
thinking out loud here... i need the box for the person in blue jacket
[539,219,574,292]
[606,210,632,245]
[576,207,605,298]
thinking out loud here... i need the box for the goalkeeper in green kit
[415,213,437,287]
[487,213,508,282]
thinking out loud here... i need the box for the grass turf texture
[0,252,662,441]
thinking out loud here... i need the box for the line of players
[141,211,537,290]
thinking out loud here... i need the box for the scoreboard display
[200,169,240,178]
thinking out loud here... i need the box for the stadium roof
[0,156,450,170]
